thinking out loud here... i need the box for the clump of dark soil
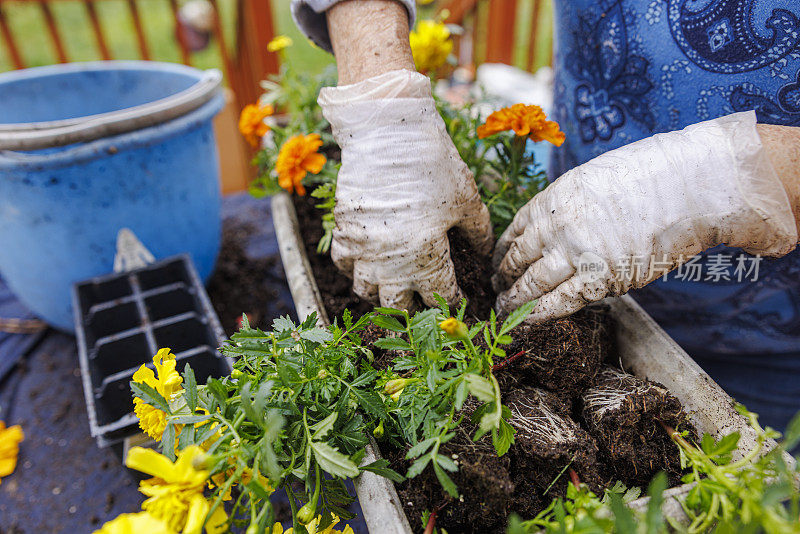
[397,426,517,533]
[448,228,495,319]
[207,213,292,335]
[495,307,614,397]
[581,366,693,487]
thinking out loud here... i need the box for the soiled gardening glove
[493,110,798,322]
[318,69,493,310]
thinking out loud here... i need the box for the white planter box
[270,193,769,533]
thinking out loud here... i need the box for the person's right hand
[318,69,493,310]
[493,111,798,323]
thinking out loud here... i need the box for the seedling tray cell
[73,255,231,448]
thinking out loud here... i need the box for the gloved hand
[318,69,493,309]
[493,111,798,322]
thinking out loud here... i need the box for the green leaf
[464,374,494,402]
[276,361,302,385]
[406,456,431,478]
[206,378,229,409]
[348,388,387,420]
[644,472,667,533]
[373,307,407,317]
[130,381,170,413]
[609,491,637,534]
[311,412,338,441]
[360,459,405,483]
[499,300,536,335]
[300,327,334,343]
[272,316,295,332]
[372,315,405,332]
[406,437,437,459]
[433,462,458,498]
[781,411,800,451]
[182,365,197,412]
[310,441,360,478]
[169,414,211,425]
[161,423,176,461]
[436,454,458,472]
[240,382,265,429]
[373,338,412,351]
[454,380,468,411]
[493,418,516,457]
[348,370,377,388]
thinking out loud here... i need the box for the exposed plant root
[581,366,694,486]
[506,388,604,496]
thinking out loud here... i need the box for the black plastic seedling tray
[72,255,231,448]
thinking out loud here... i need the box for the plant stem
[569,468,581,489]
[492,349,527,372]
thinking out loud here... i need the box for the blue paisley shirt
[550,0,800,429]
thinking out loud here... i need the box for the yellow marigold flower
[132,348,184,441]
[439,317,468,338]
[477,103,566,146]
[267,35,293,52]
[0,421,24,484]
[126,445,227,534]
[93,512,174,534]
[239,103,274,148]
[410,20,453,73]
[276,133,326,196]
[272,514,354,534]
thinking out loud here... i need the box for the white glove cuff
[712,111,797,256]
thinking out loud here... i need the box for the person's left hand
[492,112,798,323]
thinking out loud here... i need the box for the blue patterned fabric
[551,0,800,430]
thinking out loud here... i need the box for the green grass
[0,0,333,75]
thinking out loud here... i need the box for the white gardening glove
[318,69,493,309]
[494,110,798,322]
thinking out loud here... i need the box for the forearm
[757,124,800,239]
[327,0,415,85]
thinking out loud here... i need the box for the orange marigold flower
[477,103,565,147]
[275,134,327,196]
[238,103,274,148]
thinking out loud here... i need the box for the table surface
[0,194,368,533]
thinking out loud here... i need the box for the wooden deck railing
[0,0,279,109]
[443,0,553,72]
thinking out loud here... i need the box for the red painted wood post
[39,0,69,63]
[526,0,541,71]
[168,0,192,65]
[0,4,26,69]
[485,0,517,65]
[84,0,111,60]
[126,0,151,60]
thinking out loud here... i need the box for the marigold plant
[267,35,293,52]
[272,514,354,534]
[126,445,227,533]
[239,103,274,148]
[276,133,327,196]
[409,19,453,73]
[477,103,565,146]
[132,348,183,441]
[93,511,173,534]
[0,420,24,484]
